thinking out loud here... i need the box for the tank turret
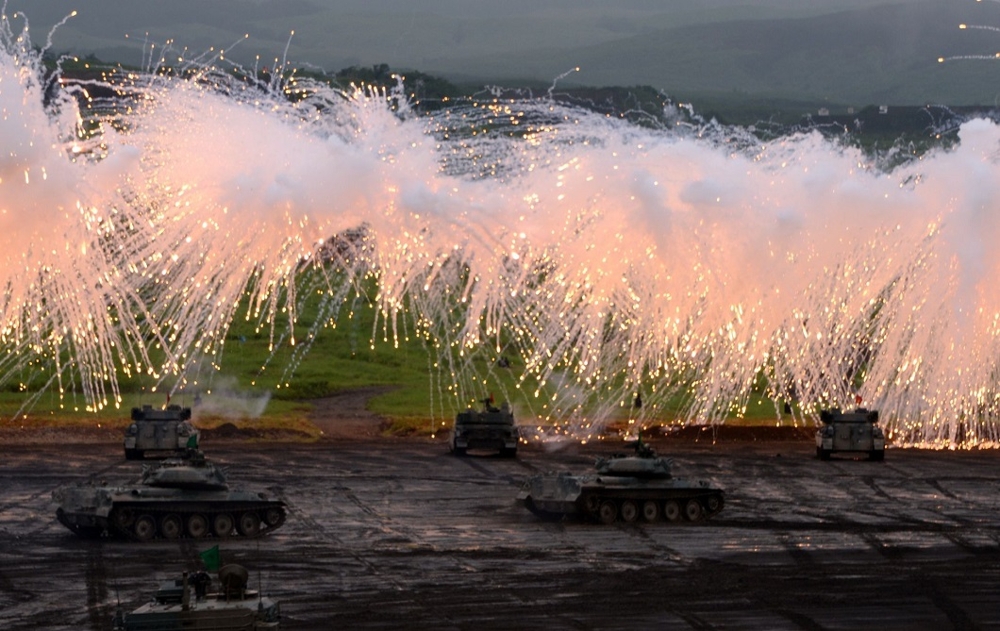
[140,451,228,490]
[517,437,724,524]
[53,452,286,541]
[593,453,674,477]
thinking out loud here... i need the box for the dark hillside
[10,0,1000,106]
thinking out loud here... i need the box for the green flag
[199,545,220,572]
[186,433,199,449]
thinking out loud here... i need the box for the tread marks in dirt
[275,475,589,630]
[452,455,524,486]
[619,519,687,565]
[268,486,404,590]
[0,561,35,612]
[860,475,893,500]
[777,530,820,568]
[925,478,960,501]
[921,579,978,631]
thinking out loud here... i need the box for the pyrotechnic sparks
[0,11,167,412]
[4,12,1000,448]
[939,5,1000,63]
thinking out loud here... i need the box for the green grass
[0,279,433,432]
[0,276,809,437]
[178,287,441,431]
[0,327,806,437]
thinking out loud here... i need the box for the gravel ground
[2,412,1000,630]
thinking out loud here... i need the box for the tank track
[105,501,286,541]
[521,497,568,521]
[578,489,724,525]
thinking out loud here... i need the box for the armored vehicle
[124,404,200,460]
[113,564,280,630]
[53,453,286,541]
[517,438,724,524]
[450,398,519,457]
[816,407,885,461]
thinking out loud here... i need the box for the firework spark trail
[960,23,1000,32]
[0,13,166,412]
[938,11,1000,63]
[405,112,1000,447]
[7,19,1000,446]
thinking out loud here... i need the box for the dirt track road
[2,436,1000,630]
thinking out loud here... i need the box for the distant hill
[430,1,1000,107]
[7,0,1000,106]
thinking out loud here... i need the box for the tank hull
[450,403,519,457]
[113,567,280,630]
[124,405,200,460]
[815,408,885,461]
[116,605,278,631]
[518,472,724,524]
[54,486,286,541]
[450,427,519,455]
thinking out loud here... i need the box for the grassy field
[0,277,803,437]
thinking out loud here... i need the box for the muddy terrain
[1,409,999,630]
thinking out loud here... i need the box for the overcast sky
[6,0,994,104]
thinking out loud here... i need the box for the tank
[816,407,885,461]
[450,398,519,457]
[112,564,280,630]
[53,452,287,541]
[124,404,201,460]
[517,438,724,524]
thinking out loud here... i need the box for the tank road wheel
[263,507,284,528]
[642,500,660,523]
[111,508,135,531]
[598,501,618,525]
[160,514,183,540]
[212,513,235,538]
[133,515,156,541]
[684,499,703,522]
[663,500,681,522]
[706,494,724,515]
[186,514,209,539]
[584,495,601,515]
[237,512,261,537]
[620,500,639,523]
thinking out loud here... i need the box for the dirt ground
[1,393,999,630]
[304,386,398,439]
